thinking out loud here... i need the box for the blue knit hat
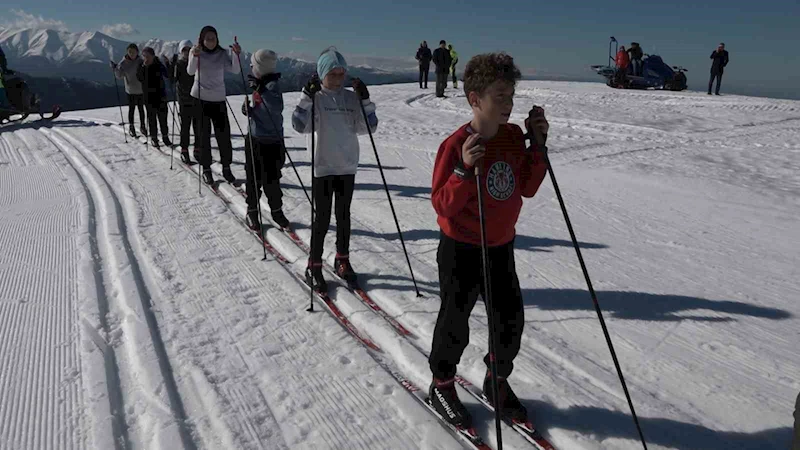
[317,47,347,80]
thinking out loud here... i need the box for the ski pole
[232,37,267,261]
[474,160,505,450]
[169,80,177,170]
[536,140,648,450]
[110,62,128,143]
[262,100,314,211]
[356,92,421,297]
[197,53,202,195]
[308,90,316,313]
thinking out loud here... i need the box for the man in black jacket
[416,41,432,89]
[137,47,171,147]
[708,43,729,95]
[165,40,198,163]
[432,40,452,98]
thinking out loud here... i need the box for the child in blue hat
[291,47,379,292]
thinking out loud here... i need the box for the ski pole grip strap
[453,158,474,180]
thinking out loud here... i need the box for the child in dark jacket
[427,52,550,428]
[241,49,290,232]
[166,40,198,163]
[137,47,171,147]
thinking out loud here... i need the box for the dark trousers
[708,71,723,94]
[127,94,146,129]
[196,99,232,170]
[631,58,642,76]
[435,71,448,97]
[244,136,285,213]
[419,64,430,88]
[145,100,169,143]
[793,391,800,450]
[178,101,198,151]
[429,232,525,381]
[451,64,458,85]
[310,174,355,262]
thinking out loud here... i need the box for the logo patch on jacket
[486,161,515,201]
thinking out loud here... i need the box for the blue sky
[2,1,799,99]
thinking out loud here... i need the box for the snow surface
[0,81,798,450]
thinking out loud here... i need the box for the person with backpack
[111,43,147,138]
[165,40,199,164]
[415,41,432,89]
[187,25,242,185]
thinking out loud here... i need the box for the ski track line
[40,127,197,450]
[13,127,133,450]
[0,130,84,450]
[73,121,435,449]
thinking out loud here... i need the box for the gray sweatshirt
[114,56,144,95]
[186,47,240,102]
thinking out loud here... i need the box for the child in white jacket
[291,47,378,292]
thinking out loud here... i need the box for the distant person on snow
[448,44,459,88]
[0,45,8,109]
[415,41,432,89]
[432,40,453,98]
[627,42,643,76]
[165,40,199,164]
[428,52,550,429]
[241,48,291,232]
[291,47,379,292]
[111,43,148,138]
[187,25,242,185]
[708,42,729,95]
[136,47,172,148]
[615,45,630,85]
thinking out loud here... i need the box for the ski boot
[271,209,290,229]
[140,125,148,137]
[334,254,357,285]
[180,149,192,164]
[202,169,214,185]
[483,370,528,422]
[245,209,261,232]
[163,136,173,147]
[128,125,137,138]
[222,166,236,184]
[429,378,472,428]
[305,262,327,293]
[193,148,201,163]
[151,138,160,148]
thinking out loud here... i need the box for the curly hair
[463,52,521,99]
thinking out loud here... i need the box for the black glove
[352,77,369,100]
[110,61,118,70]
[247,74,263,92]
[302,75,321,97]
[241,98,250,116]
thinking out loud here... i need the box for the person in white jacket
[291,47,378,292]
[187,25,241,185]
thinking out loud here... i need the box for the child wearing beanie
[291,47,379,293]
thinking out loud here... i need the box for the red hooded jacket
[616,49,630,70]
[431,123,548,247]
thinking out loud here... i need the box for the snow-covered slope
[1,81,798,450]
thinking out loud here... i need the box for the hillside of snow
[1,81,798,450]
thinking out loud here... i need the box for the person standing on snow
[137,47,172,148]
[708,42,729,95]
[427,52,550,429]
[111,43,148,138]
[627,42,643,76]
[415,41,432,89]
[165,40,199,164]
[241,49,291,232]
[187,25,242,185]
[291,47,379,292]
[432,40,452,98]
[448,44,459,88]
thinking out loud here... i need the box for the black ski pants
[244,136,285,213]
[127,94,146,130]
[310,174,355,262]
[145,100,169,143]
[196,99,233,170]
[178,101,198,151]
[435,71,448,97]
[419,64,430,88]
[429,232,525,381]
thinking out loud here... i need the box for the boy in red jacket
[428,52,550,428]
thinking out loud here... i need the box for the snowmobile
[0,71,61,126]
[591,37,688,91]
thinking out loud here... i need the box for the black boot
[428,378,472,428]
[180,150,191,164]
[202,169,214,185]
[305,262,327,293]
[151,138,160,148]
[271,209,290,229]
[128,126,137,138]
[163,136,173,147]
[193,148,201,163]
[140,125,148,137]
[334,254,357,284]
[483,371,528,422]
[222,166,236,183]
[245,209,261,232]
